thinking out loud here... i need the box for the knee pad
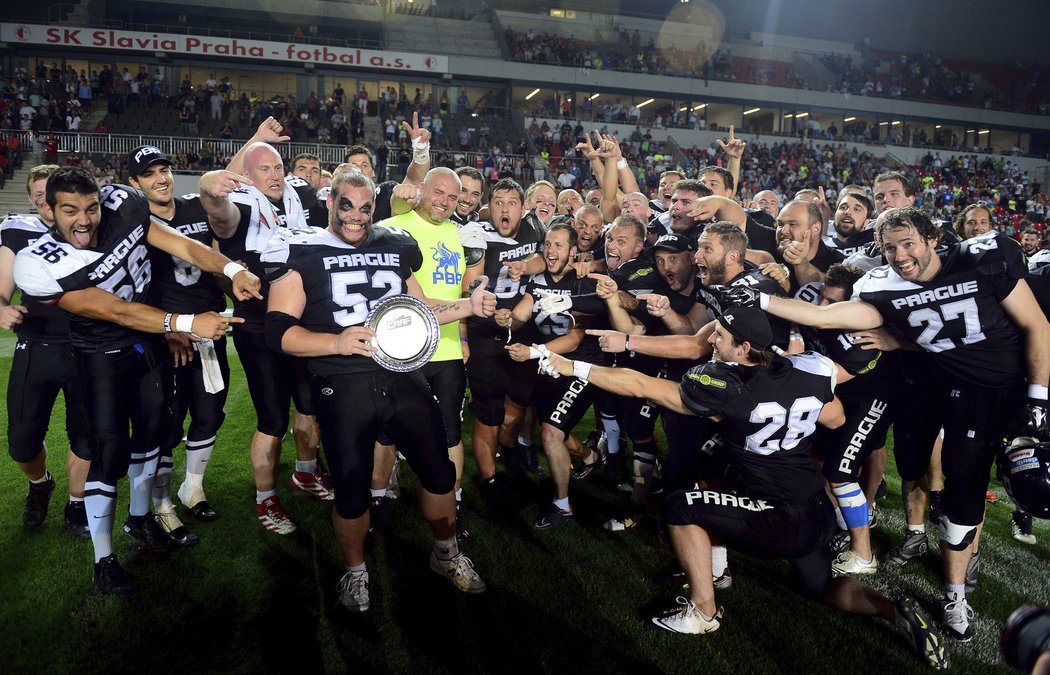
[7,426,45,463]
[938,516,978,551]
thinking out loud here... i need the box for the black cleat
[518,443,546,476]
[603,453,627,487]
[895,596,950,670]
[64,501,91,539]
[123,514,172,552]
[186,501,218,522]
[23,474,56,529]
[571,454,603,480]
[93,554,137,596]
[155,509,199,547]
[534,504,573,529]
[881,530,928,566]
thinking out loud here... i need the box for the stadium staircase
[792,52,837,91]
[0,167,31,215]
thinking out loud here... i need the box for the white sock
[295,459,317,474]
[256,489,276,504]
[370,488,386,498]
[185,434,216,476]
[603,416,622,455]
[348,562,367,573]
[554,497,571,511]
[69,495,84,503]
[85,480,116,562]
[711,546,728,577]
[907,524,925,534]
[455,488,462,503]
[127,447,159,517]
[30,470,52,484]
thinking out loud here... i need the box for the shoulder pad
[795,281,823,305]
[787,351,837,389]
[679,361,742,417]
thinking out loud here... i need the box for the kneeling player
[536,307,948,670]
[264,171,495,611]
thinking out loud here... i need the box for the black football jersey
[853,231,1027,387]
[1,213,70,342]
[148,194,224,314]
[679,353,835,502]
[12,185,154,352]
[260,225,422,376]
[707,264,790,349]
[466,219,545,337]
[521,269,601,361]
[823,228,875,259]
[796,281,897,396]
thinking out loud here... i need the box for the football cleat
[942,593,975,642]
[534,504,573,529]
[517,443,546,476]
[93,554,136,596]
[23,474,56,529]
[895,596,950,670]
[64,501,90,539]
[713,569,733,590]
[1012,510,1037,544]
[831,550,878,575]
[291,471,335,501]
[881,531,928,566]
[429,552,487,593]
[385,458,401,499]
[336,569,369,612]
[828,529,850,555]
[154,508,199,547]
[571,454,602,480]
[604,510,645,532]
[123,514,172,552]
[256,496,297,535]
[177,482,218,521]
[651,597,723,634]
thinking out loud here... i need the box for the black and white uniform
[149,194,230,475]
[217,179,318,437]
[12,185,167,540]
[795,282,896,484]
[773,240,845,294]
[823,228,875,259]
[2,213,90,463]
[520,269,605,435]
[649,198,667,215]
[664,353,839,601]
[261,226,456,519]
[852,231,1028,528]
[706,263,790,349]
[464,219,545,426]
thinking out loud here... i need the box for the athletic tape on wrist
[174,313,196,333]
[759,292,771,311]
[572,360,592,381]
[1030,384,1049,402]
[223,262,246,280]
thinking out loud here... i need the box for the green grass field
[1,334,1047,674]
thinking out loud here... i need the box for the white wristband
[223,262,246,280]
[572,360,592,381]
[174,313,196,333]
[616,158,628,170]
[528,346,543,360]
[1029,384,1049,401]
[759,292,771,311]
[412,138,430,164]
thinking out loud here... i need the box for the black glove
[721,285,764,309]
[1019,402,1049,440]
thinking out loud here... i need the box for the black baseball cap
[717,306,772,350]
[127,145,173,178]
[652,232,697,253]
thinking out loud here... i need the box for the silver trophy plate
[365,295,439,372]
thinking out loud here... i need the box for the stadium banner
[1,24,448,73]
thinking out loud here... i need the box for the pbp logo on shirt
[431,243,462,286]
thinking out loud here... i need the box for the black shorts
[233,329,313,437]
[608,392,661,440]
[77,341,169,485]
[465,334,532,426]
[7,340,91,462]
[664,488,836,601]
[537,376,597,437]
[421,359,467,447]
[160,336,230,451]
[313,369,456,519]
[896,372,1024,526]
[818,392,893,484]
[661,411,723,493]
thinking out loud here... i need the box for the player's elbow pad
[265,311,300,354]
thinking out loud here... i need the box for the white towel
[196,339,225,394]
[241,179,308,252]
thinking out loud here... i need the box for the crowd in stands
[506,28,1050,117]
[0,62,95,135]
